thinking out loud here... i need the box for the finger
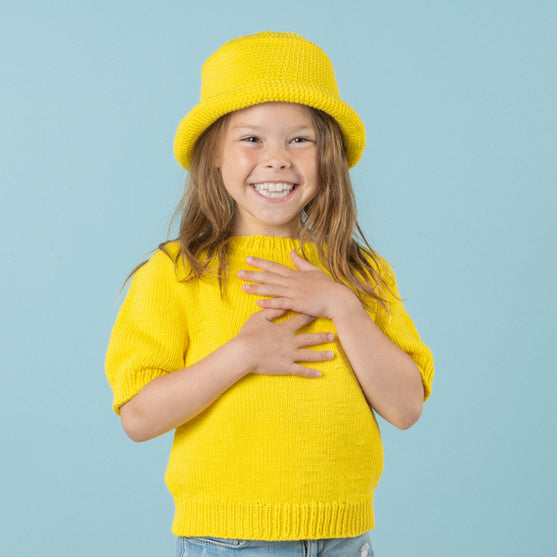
[242,282,288,297]
[290,250,318,272]
[246,256,293,277]
[288,364,322,379]
[238,269,289,286]
[296,348,335,362]
[295,332,335,348]
[284,312,316,330]
[256,297,299,312]
[256,308,287,321]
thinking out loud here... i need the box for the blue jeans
[175,532,374,556]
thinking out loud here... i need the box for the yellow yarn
[105,236,434,540]
[173,32,366,170]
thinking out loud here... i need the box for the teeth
[253,182,295,198]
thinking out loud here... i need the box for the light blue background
[1,1,556,556]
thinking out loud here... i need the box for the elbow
[395,371,425,430]
[121,417,150,443]
[122,424,150,443]
[394,399,423,430]
[394,408,422,430]
[120,400,153,443]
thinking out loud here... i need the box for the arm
[325,293,424,429]
[119,337,247,442]
[106,249,334,442]
[120,309,334,442]
[239,251,427,430]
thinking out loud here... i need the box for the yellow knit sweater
[105,236,433,540]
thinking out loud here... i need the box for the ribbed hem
[171,497,374,540]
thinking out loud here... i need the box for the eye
[291,136,313,144]
[241,136,260,143]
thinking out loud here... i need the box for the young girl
[106,31,433,556]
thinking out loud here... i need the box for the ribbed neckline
[226,236,324,267]
[228,235,302,255]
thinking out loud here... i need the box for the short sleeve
[105,249,189,415]
[373,260,434,401]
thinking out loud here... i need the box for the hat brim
[173,81,365,171]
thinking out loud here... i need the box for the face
[219,102,319,237]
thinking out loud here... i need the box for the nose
[263,144,291,170]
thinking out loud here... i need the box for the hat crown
[200,32,340,102]
[174,31,365,170]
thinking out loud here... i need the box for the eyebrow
[229,124,315,133]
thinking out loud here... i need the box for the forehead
[227,102,314,129]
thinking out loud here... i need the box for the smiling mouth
[251,182,297,199]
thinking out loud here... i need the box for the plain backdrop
[1,1,556,556]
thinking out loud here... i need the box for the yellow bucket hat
[173,31,366,170]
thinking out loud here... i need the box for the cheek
[302,153,320,187]
[220,151,240,181]
[300,148,319,172]
[222,148,256,177]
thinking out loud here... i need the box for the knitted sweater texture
[105,236,434,540]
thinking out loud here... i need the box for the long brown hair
[160,105,392,311]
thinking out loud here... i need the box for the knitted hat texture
[173,31,366,170]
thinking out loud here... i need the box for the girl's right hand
[236,309,335,378]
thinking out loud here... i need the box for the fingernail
[327,333,335,342]
[327,350,334,359]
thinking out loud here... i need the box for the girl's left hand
[238,250,359,320]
